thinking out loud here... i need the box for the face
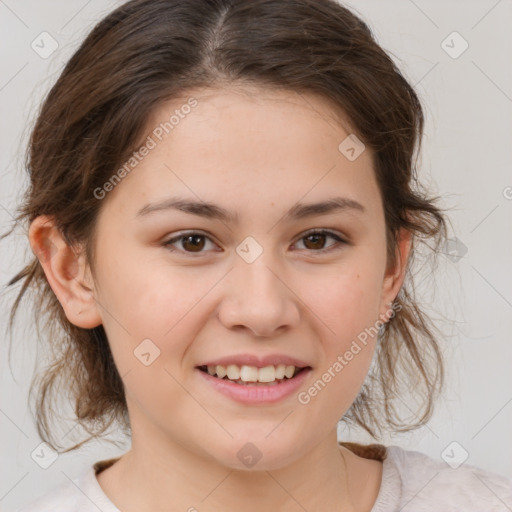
[52,86,407,470]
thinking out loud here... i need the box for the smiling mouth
[197,364,310,386]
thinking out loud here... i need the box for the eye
[163,231,218,255]
[292,229,347,254]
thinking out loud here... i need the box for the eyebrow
[136,195,365,223]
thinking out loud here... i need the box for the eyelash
[162,229,347,257]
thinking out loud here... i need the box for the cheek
[92,238,217,370]
[299,258,383,398]
[297,270,380,418]
[304,261,384,344]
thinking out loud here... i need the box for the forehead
[140,84,364,165]
[101,85,380,222]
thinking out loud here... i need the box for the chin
[204,436,302,472]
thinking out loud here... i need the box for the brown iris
[302,233,328,250]
[180,234,206,252]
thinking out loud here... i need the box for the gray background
[1,0,511,510]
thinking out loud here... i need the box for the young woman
[5,0,511,510]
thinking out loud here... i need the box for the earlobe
[28,215,102,329]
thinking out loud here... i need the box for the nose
[217,252,300,338]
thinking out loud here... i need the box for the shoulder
[12,479,78,512]
[11,464,119,512]
[382,444,512,511]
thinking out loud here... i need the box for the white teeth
[275,364,286,379]
[240,365,259,382]
[203,363,303,383]
[258,365,276,382]
[284,365,295,379]
[226,364,240,380]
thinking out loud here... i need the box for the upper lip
[197,354,311,369]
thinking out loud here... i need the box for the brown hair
[3,0,448,453]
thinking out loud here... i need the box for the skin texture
[29,86,411,511]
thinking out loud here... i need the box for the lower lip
[196,367,312,405]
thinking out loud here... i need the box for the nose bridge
[218,238,299,336]
[237,239,285,303]
[237,246,280,298]
[234,234,280,289]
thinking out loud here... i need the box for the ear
[28,215,102,329]
[379,227,412,320]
